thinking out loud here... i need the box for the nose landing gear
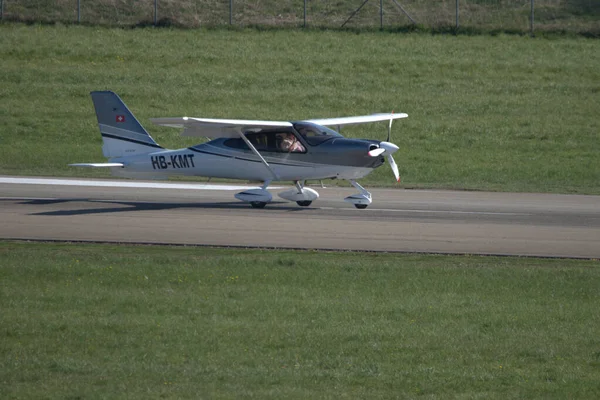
[344,180,372,209]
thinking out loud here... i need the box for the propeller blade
[368,148,385,157]
[387,154,400,182]
[379,141,399,154]
[387,110,394,142]
[385,111,399,182]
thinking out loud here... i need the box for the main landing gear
[278,180,319,207]
[235,180,319,209]
[236,179,372,209]
[250,201,267,209]
[234,180,273,208]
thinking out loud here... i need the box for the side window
[223,131,306,153]
[247,133,270,151]
[223,138,247,149]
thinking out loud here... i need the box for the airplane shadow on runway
[21,198,312,216]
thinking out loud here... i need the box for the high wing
[151,114,407,137]
[303,113,408,127]
[151,117,293,138]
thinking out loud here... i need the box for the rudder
[90,91,162,158]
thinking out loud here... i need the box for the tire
[296,200,312,207]
[250,201,267,209]
[354,204,368,209]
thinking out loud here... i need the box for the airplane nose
[379,141,399,154]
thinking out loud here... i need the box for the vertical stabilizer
[90,91,163,157]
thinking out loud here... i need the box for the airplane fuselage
[110,136,386,182]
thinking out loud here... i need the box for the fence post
[1,0,3,21]
[456,0,459,30]
[530,0,534,36]
[77,0,81,23]
[380,0,383,29]
[304,0,307,28]
[154,0,157,26]
[229,0,233,25]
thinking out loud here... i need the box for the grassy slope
[0,24,599,193]
[1,242,599,398]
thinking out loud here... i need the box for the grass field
[2,18,599,400]
[1,241,599,398]
[1,23,599,193]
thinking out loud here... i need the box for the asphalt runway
[1,176,599,258]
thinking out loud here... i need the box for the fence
[1,1,599,35]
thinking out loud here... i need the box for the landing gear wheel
[250,201,267,209]
[354,204,368,209]
[296,200,312,207]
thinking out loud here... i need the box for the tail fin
[90,91,163,158]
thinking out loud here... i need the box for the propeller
[388,152,400,182]
[380,141,400,182]
[367,112,401,182]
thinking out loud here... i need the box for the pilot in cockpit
[277,133,305,153]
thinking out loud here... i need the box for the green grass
[0,24,599,193]
[1,241,599,398]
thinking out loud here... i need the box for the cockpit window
[294,122,343,146]
[223,130,306,153]
[275,132,305,153]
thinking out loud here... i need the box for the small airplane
[71,91,407,209]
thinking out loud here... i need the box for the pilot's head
[279,133,295,151]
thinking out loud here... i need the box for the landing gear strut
[344,180,372,209]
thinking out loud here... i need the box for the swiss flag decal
[116,115,126,123]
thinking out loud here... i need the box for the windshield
[293,122,343,146]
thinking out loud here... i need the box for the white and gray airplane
[71,91,407,209]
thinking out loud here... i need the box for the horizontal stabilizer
[69,163,125,168]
